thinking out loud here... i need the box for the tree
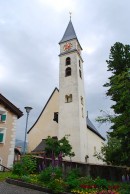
[45,135,75,166]
[94,136,124,165]
[96,42,130,166]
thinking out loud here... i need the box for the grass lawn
[0,172,11,182]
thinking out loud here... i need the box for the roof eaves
[0,94,23,118]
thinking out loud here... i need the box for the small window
[81,96,84,105]
[65,67,71,77]
[66,57,71,65]
[0,128,5,143]
[79,60,81,68]
[65,94,72,103]
[82,107,84,118]
[79,69,82,79]
[53,112,58,123]
[94,146,96,154]
[0,111,6,122]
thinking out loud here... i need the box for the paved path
[0,181,48,194]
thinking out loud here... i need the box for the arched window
[65,94,72,103]
[66,57,71,65]
[65,67,71,77]
[79,69,82,79]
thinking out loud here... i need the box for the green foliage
[94,136,124,165]
[78,176,94,185]
[47,178,67,193]
[45,135,75,158]
[9,174,21,180]
[65,169,81,189]
[12,162,24,176]
[96,42,130,166]
[94,177,108,189]
[119,183,130,194]
[8,171,130,193]
[21,175,31,183]
[38,166,62,183]
[12,155,37,176]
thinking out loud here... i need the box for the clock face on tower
[63,42,73,51]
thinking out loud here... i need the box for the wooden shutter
[1,115,6,122]
[0,133,4,142]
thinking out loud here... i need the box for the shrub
[94,177,108,189]
[21,175,31,183]
[65,169,81,190]
[12,155,37,176]
[38,166,62,183]
[47,178,67,193]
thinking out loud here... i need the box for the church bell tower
[58,19,88,162]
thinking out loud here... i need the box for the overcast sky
[0,0,130,141]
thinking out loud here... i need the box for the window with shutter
[0,110,7,122]
[0,128,5,143]
[1,115,6,122]
[0,133,4,143]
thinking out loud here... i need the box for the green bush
[47,178,66,193]
[12,162,24,176]
[12,155,37,176]
[78,176,94,185]
[38,166,62,183]
[21,175,31,183]
[9,174,21,180]
[119,183,130,194]
[65,169,81,190]
[94,177,108,189]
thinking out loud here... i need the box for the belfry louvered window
[66,57,71,65]
[65,67,71,77]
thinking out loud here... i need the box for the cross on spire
[69,12,72,20]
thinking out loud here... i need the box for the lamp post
[23,106,32,154]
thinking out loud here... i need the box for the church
[27,19,105,164]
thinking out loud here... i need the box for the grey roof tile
[59,20,77,43]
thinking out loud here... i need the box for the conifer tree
[97,42,130,165]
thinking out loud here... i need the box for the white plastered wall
[87,128,105,164]
[7,115,17,168]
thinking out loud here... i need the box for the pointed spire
[59,19,77,44]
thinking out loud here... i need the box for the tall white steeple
[58,19,88,162]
